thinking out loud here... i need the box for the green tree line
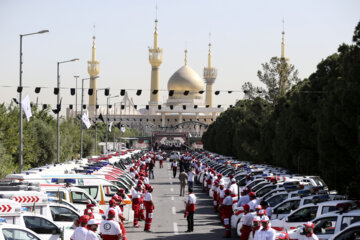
[0,104,140,178]
[202,21,360,198]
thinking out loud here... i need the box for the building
[68,17,224,138]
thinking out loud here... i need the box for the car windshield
[311,177,327,187]
[268,194,288,207]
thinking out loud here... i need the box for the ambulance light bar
[0,218,6,223]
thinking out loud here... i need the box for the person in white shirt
[100,209,122,240]
[172,160,178,178]
[254,216,276,240]
[105,199,119,222]
[248,192,257,211]
[249,216,261,240]
[219,189,233,238]
[237,191,250,207]
[240,204,253,240]
[228,178,239,204]
[71,215,89,240]
[86,219,100,240]
[187,169,195,192]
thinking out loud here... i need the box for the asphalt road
[125,161,238,240]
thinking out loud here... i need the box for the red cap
[79,215,90,224]
[243,204,250,211]
[276,232,289,240]
[86,203,95,208]
[109,199,116,205]
[255,205,262,210]
[249,192,256,198]
[118,188,125,193]
[108,209,116,217]
[304,222,315,228]
[225,189,231,195]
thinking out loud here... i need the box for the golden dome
[167,65,204,99]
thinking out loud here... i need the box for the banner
[109,121,113,132]
[21,94,32,122]
[81,113,91,129]
[121,126,126,133]
[131,139,150,150]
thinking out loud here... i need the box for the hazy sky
[0,0,359,113]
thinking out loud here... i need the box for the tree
[242,57,300,103]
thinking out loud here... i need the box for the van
[0,198,72,240]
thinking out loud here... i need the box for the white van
[0,198,72,240]
[0,221,44,240]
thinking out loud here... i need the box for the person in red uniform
[143,186,155,232]
[84,203,95,219]
[240,204,253,240]
[131,184,142,228]
[71,215,89,240]
[185,188,196,232]
[213,180,219,212]
[219,189,233,238]
[100,209,122,240]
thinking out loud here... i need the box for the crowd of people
[71,150,319,239]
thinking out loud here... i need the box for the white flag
[21,94,32,122]
[109,121,113,132]
[81,113,91,129]
[121,126,126,133]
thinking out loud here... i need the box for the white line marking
[171,196,174,201]
[173,222,179,235]
[172,206,176,215]
[170,188,174,192]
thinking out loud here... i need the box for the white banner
[81,113,91,129]
[121,126,126,133]
[109,121,113,132]
[21,94,32,122]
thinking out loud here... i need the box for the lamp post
[106,95,119,153]
[19,29,49,173]
[113,103,117,151]
[95,89,99,155]
[57,58,79,163]
[74,75,79,117]
[118,101,123,151]
[80,76,99,159]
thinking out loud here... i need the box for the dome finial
[184,48,188,65]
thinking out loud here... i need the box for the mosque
[67,17,224,138]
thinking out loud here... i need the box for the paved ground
[125,161,238,239]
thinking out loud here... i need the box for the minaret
[88,33,100,112]
[203,35,217,107]
[280,19,289,61]
[148,18,163,114]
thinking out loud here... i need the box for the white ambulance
[0,198,72,240]
[0,220,44,240]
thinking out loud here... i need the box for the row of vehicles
[0,150,143,240]
[194,151,360,240]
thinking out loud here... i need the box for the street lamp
[74,75,79,117]
[56,58,79,163]
[106,95,119,153]
[19,29,49,173]
[80,76,99,158]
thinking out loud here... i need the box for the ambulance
[0,220,43,240]
[0,198,73,240]
[39,184,104,215]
